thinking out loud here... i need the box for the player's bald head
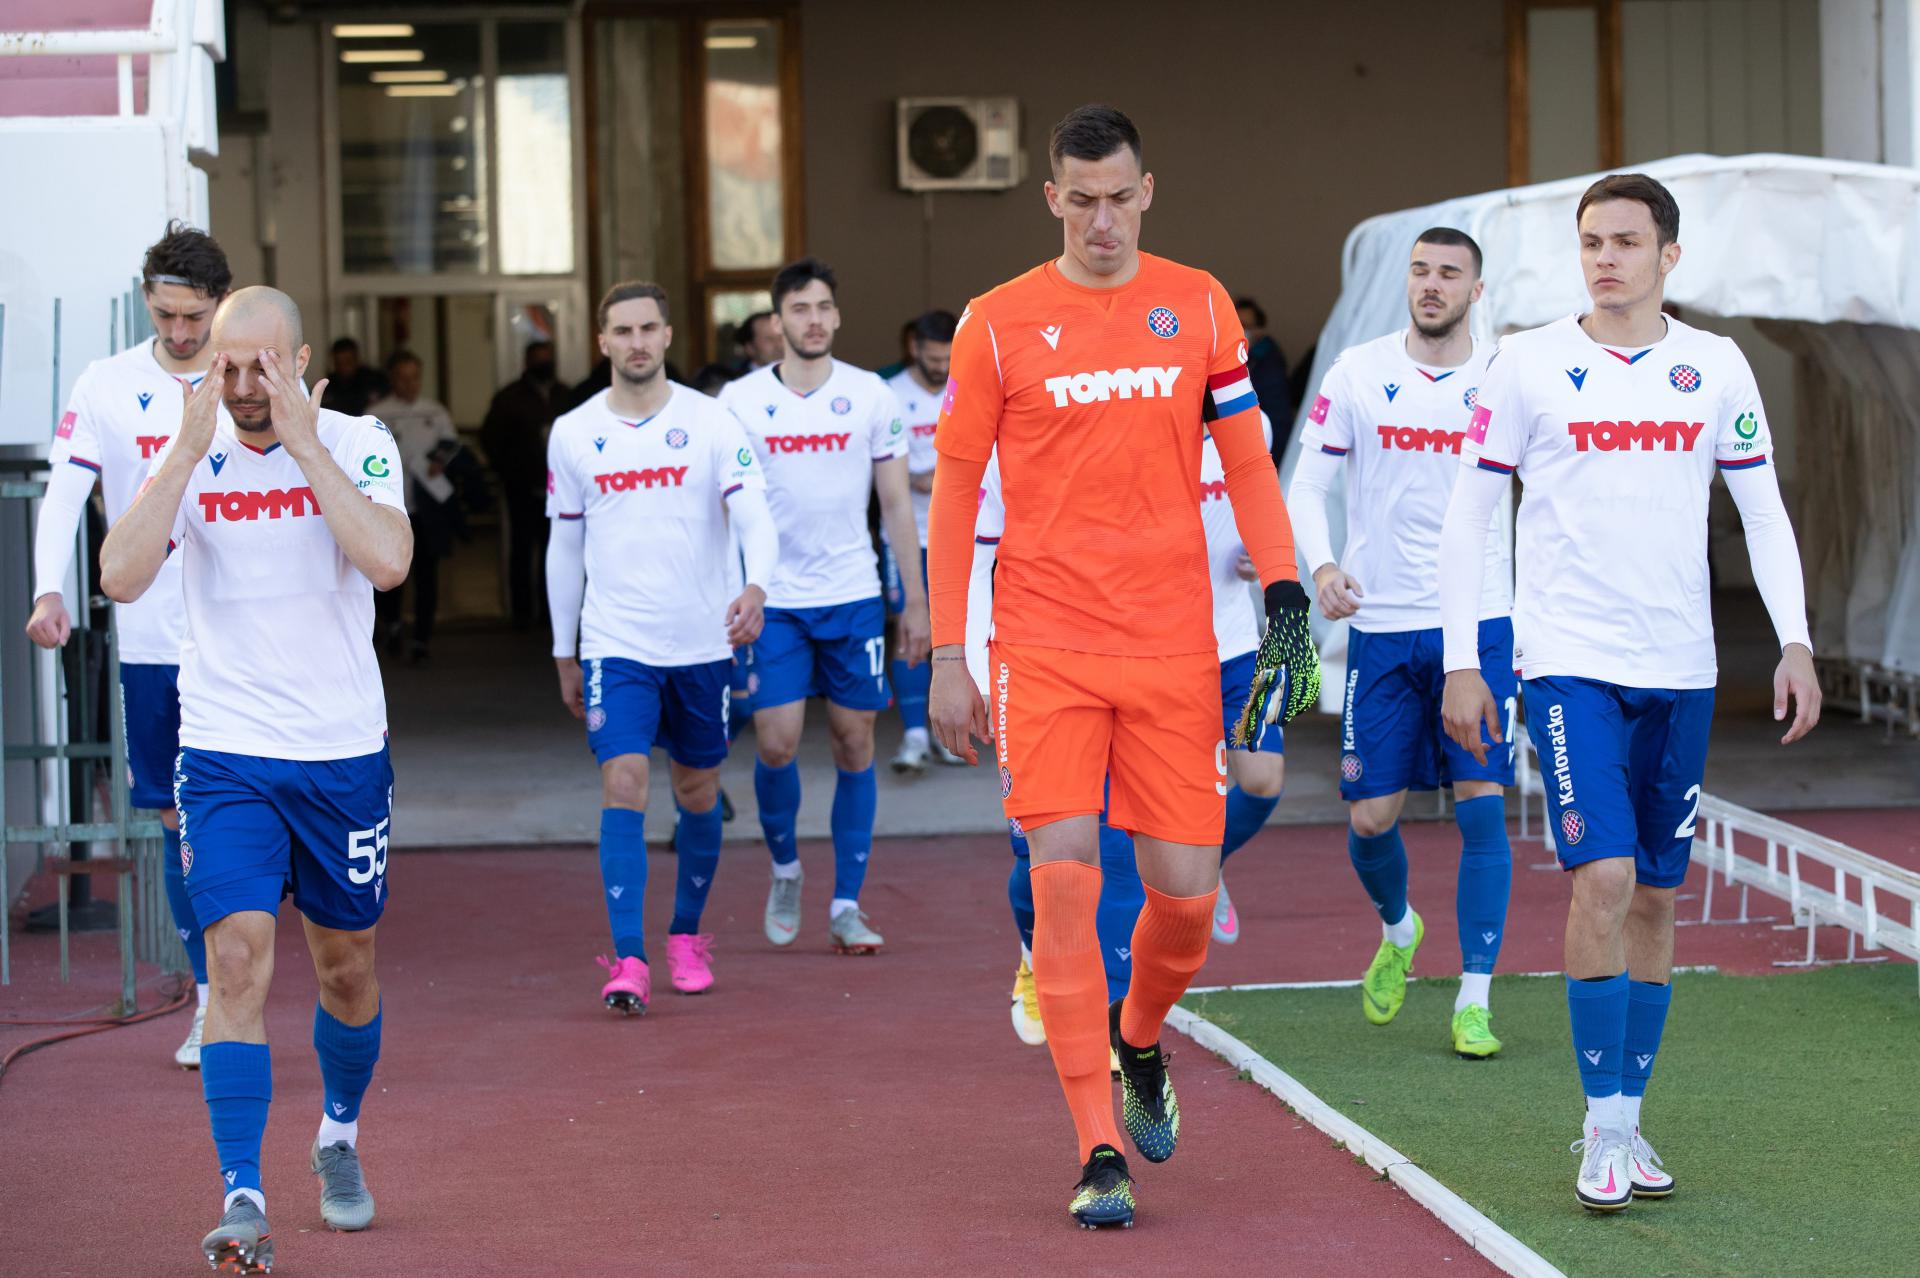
[215,286,305,353]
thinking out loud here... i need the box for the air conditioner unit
[896,97,1022,192]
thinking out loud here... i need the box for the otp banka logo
[1043,366,1181,408]
[1566,420,1705,452]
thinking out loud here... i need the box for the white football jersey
[885,367,943,546]
[47,340,212,664]
[547,385,765,666]
[1199,434,1263,661]
[1462,313,1773,689]
[154,410,406,760]
[1299,330,1511,632]
[717,359,906,608]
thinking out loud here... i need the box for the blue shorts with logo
[174,744,394,933]
[1340,617,1517,800]
[751,598,890,712]
[585,656,731,768]
[1219,649,1284,753]
[120,663,182,809]
[1520,676,1714,888]
[883,543,928,616]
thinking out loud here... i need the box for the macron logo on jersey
[198,488,321,522]
[1043,366,1180,408]
[1199,478,1229,502]
[137,434,170,460]
[764,433,851,454]
[594,466,688,493]
[1376,425,1467,455]
[1568,420,1705,453]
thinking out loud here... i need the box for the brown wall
[800,0,1509,370]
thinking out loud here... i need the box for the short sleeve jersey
[1461,314,1773,689]
[717,359,906,608]
[546,385,765,666]
[935,253,1257,657]
[1199,432,1265,661]
[48,341,210,664]
[1299,330,1512,632]
[153,410,406,760]
[886,367,942,546]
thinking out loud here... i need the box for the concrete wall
[797,0,1509,368]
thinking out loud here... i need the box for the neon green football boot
[1450,1002,1502,1058]
[1360,909,1423,1025]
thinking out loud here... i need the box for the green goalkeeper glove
[1231,579,1321,749]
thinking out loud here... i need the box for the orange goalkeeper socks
[1119,885,1217,1048]
[1029,860,1123,1161]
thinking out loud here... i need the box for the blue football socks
[670,801,724,934]
[1454,795,1512,974]
[754,758,801,867]
[598,807,648,961]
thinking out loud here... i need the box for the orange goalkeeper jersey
[933,252,1286,657]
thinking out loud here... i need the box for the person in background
[1235,297,1295,460]
[482,341,562,631]
[873,318,916,380]
[735,311,785,373]
[369,351,459,663]
[320,337,388,418]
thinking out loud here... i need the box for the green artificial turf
[1184,965,1918,1277]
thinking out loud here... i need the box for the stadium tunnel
[4,1,1920,862]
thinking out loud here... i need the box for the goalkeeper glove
[1231,579,1321,749]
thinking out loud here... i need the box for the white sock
[904,726,929,748]
[770,859,802,881]
[1456,972,1492,1011]
[1621,1094,1643,1133]
[1020,943,1033,966]
[224,1188,266,1214]
[830,897,860,919]
[1584,1094,1625,1138]
[1382,907,1417,948]
[317,1115,359,1147]
[196,983,210,1010]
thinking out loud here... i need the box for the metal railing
[1815,653,1919,739]
[2,461,181,1009]
[1516,731,1920,994]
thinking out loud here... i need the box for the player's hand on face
[261,349,327,456]
[176,353,228,461]
[1312,563,1364,620]
[555,657,585,719]
[1235,552,1259,582]
[726,585,767,647]
[928,652,987,765]
[1441,669,1500,765]
[24,593,72,649]
[899,599,932,667]
[1773,642,1821,745]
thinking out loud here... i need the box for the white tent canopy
[1285,153,1920,681]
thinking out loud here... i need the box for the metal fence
[2,460,183,1010]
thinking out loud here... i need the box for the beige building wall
[798,0,1509,367]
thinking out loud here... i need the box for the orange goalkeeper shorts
[987,640,1226,846]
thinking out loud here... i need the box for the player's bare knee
[671,767,720,813]
[757,736,798,769]
[600,755,650,810]
[206,929,268,1003]
[828,731,873,771]
[1348,796,1402,839]
[1571,857,1636,920]
[311,933,377,1003]
[1231,752,1285,798]
[1629,882,1677,927]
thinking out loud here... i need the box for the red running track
[3,808,1912,1275]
